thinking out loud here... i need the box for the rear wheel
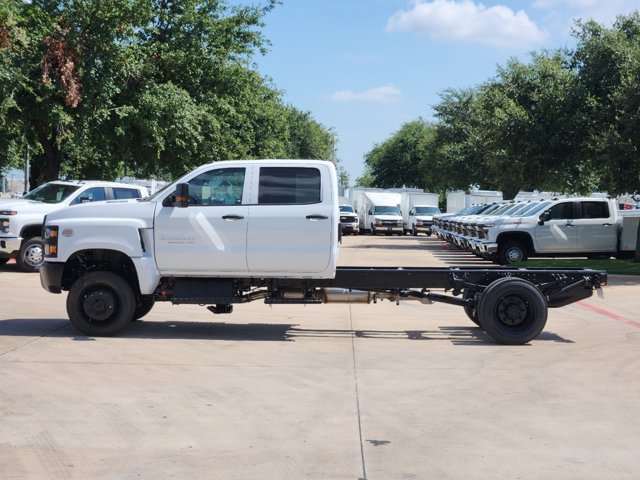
[477,277,547,345]
[66,271,136,336]
[17,237,44,272]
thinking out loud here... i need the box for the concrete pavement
[1,235,639,479]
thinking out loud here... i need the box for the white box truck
[359,192,403,235]
[446,190,503,213]
[400,192,441,236]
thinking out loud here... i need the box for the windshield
[522,200,553,216]
[340,205,355,213]
[415,206,440,215]
[373,206,401,215]
[23,183,80,204]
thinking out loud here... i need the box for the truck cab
[41,160,340,298]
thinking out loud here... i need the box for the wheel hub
[83,290,117,321]
[24,244,43,267]
[507,248,522,263]
[497,296,528,326]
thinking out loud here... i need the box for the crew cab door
[536,200,577,253]
[154,167,249,274]
[246,165,333,273]
[575,201,618,252]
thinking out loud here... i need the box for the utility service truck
[400,192,440,236]
[39,160,607,345]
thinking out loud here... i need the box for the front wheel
[477,277,547,345]
[17,237,44,272]
[498,241,528,265]
[66,271,136,336]
[133,295,155,320]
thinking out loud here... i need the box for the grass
[510,257,640,275]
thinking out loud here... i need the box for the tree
[0,0,336,187]
[364,119,436,189]
[572,13,640,260]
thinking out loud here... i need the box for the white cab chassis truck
[39,160,607,345]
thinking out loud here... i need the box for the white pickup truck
[39,160,607,345]
[463,197,640,264]
[0,181,148,271]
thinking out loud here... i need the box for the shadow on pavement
[0,318,573,344]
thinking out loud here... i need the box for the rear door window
[580,201,609,219]
[113,187,143,199]
[258,167,321,205]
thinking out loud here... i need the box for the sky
[252,0,640,183]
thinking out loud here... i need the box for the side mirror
[368,210,373,215]
[538,211,550,225]
[170,183,190,208]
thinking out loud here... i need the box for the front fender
[54,219,147,262]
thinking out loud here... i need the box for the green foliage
[0,0,336,186]
[364,119,436,189]
[365,11,640,201]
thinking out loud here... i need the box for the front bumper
[340,222,360,234]
[39,261,65,293]
[0,237,21,258]
[372,225,403,234]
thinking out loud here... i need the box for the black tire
[412,225,418,236]
[133,295,155,320]
[462,290,480,327]
[0,258,9,266]
[477,277,547,345]
[498,241,528,265]
[371,227,376,235]
[426,232,432,237]
[17,236,44,272]
[66,271,136,336]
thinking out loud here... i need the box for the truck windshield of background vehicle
[414,206,440,215]
[22,183,80,204]
[340,205,355,213]
[517,201,553,217]
[373,206,401,215]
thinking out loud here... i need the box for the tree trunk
[634,218,640,263]
[32,122,62,187]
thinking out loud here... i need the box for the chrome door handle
[603,223,612,226]
[306,214,328,220]
[222,214,244,220]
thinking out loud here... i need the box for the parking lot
[1,234,639,480]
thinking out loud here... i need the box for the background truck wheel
[412,226,418,236]
[133,295,155,320]
[17,236,44,272]
[66,271,136,336]
[477,277,547,345]
[498,241,528,265]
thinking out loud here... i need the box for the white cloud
[386,0,549,49]
[329,85,402,103]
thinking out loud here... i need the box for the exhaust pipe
[322,288,374,303]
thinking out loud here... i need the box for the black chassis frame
[160,266,606,310]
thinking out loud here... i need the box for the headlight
[43,226,59,257]
[0,210,17,216]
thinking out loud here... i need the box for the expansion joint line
[349,304,368,480]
